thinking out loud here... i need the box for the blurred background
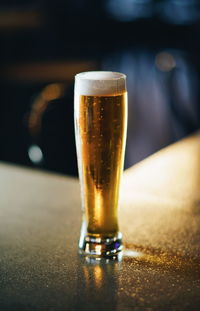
[1,0,200,176]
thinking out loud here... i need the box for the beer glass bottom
[79,223,123,257]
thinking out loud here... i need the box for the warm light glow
[93,265,103,289]
[123,250,142,258]
[42,83,64,101]
[28,83,64,136]
[155,52,176,72]
[93,189,103,234]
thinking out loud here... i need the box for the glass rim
[75,71,126,81]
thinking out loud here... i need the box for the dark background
[1,0,200,176]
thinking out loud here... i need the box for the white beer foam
[75,71,126,96]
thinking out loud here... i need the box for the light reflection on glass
[95,245,102,255]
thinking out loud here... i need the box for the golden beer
[74,72,127,256]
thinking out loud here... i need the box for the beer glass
[74,71,127,257]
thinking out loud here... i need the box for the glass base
[79,225,123,257]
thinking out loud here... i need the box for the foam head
[74,71,126,96]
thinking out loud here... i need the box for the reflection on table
[0,133,200,310]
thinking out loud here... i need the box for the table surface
[0,133,200,311]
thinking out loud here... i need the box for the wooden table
[0,133,200,310]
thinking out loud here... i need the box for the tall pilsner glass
[74,71,127,257]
